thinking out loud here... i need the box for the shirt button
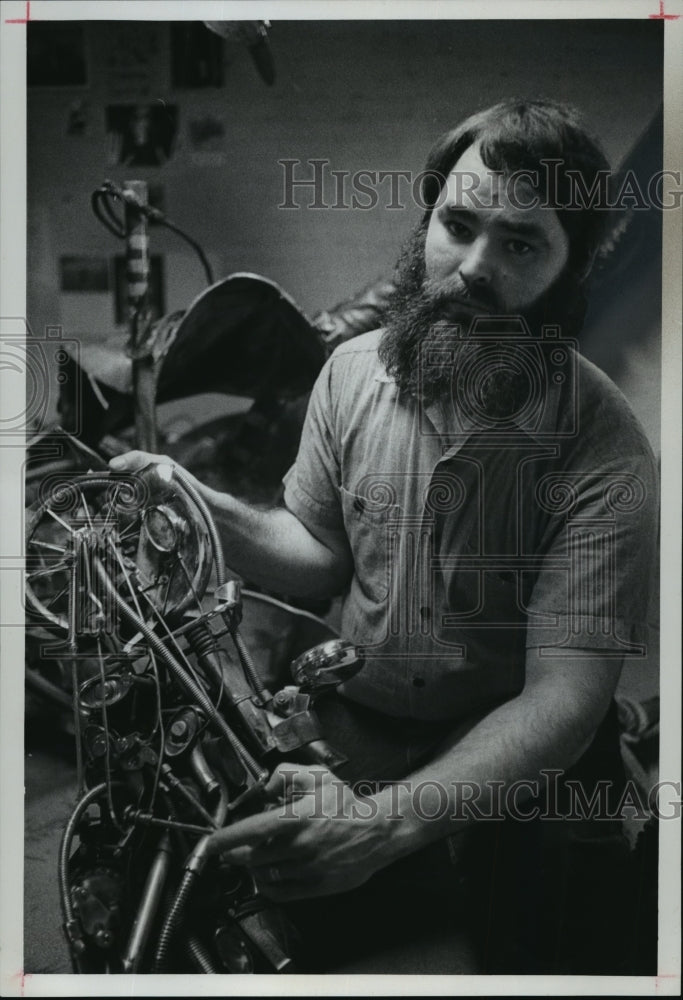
[412,676,426,688]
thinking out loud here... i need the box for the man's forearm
[194,481,353,598]
[108,451,353,598]
[375,653,622,865]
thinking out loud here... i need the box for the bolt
[170,719,188,738]
[95,928,113,947]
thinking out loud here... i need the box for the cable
[241,588,338,632]
[91,180,214,285]
[93,556,266,783]
[58,782,123,965]
[106,535,166,812]
[171,464,227,586]
[96,636,124,831]
[157,217,214,286]
[230,627,268,700]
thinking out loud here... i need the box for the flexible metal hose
[186,934,219,973]
[153,772,229,972]
[152,868,197,972]
[231,627,269,699]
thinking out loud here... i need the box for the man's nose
[458,237,493,287]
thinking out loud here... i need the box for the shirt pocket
[340,485,394,604]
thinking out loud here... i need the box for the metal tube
[122,832,173,973]
[160,763,218,829]
[126,810,214,837]
[190,742,220,797]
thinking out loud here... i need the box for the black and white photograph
[1,1,681,995]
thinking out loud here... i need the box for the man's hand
[109,451,352,598]
[217,763,395,901]
[109,450,182,477]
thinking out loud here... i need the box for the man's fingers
[212,807,299,861]
[264,762,333,804]
[108,450,171,472]
[252,860,316,884]
[223,832,312,868]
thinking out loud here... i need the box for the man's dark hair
[420,98,612,281]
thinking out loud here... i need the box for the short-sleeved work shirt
[283,328,658,722]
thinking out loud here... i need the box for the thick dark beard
[378,221,587,415]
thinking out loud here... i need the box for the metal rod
[125,809,214,837]
[122,832,173,973]
[160,764,218,829]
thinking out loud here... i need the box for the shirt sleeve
[524,445,659,655]
[282,353,346,533]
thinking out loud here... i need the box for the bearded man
[112,100,659,973]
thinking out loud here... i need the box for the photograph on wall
[59,257,110,294]
[170,21,225,88]
[1,3,681,997]
[96,21,167,101]
[27,22,88,88]
[105,103,179,167]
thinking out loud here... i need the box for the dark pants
[282,696,651,975]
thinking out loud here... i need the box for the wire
[171,464,227,586]
[91,180,214,286]
[241,588,338,632]
[96,636,124,832]
[156,217,214,287]
[93,558,265,782]
[107,536,166,813]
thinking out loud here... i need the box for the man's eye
[506,239,534,256]
[446,221,473,240]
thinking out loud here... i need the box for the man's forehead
[444,143,536,210]
[437,142,567,238]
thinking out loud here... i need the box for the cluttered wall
[27,18,663,447]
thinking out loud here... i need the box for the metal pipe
[160,763,218,829]
[121,832,172,973]
[190,742,220,797]
[124,809,213,837]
